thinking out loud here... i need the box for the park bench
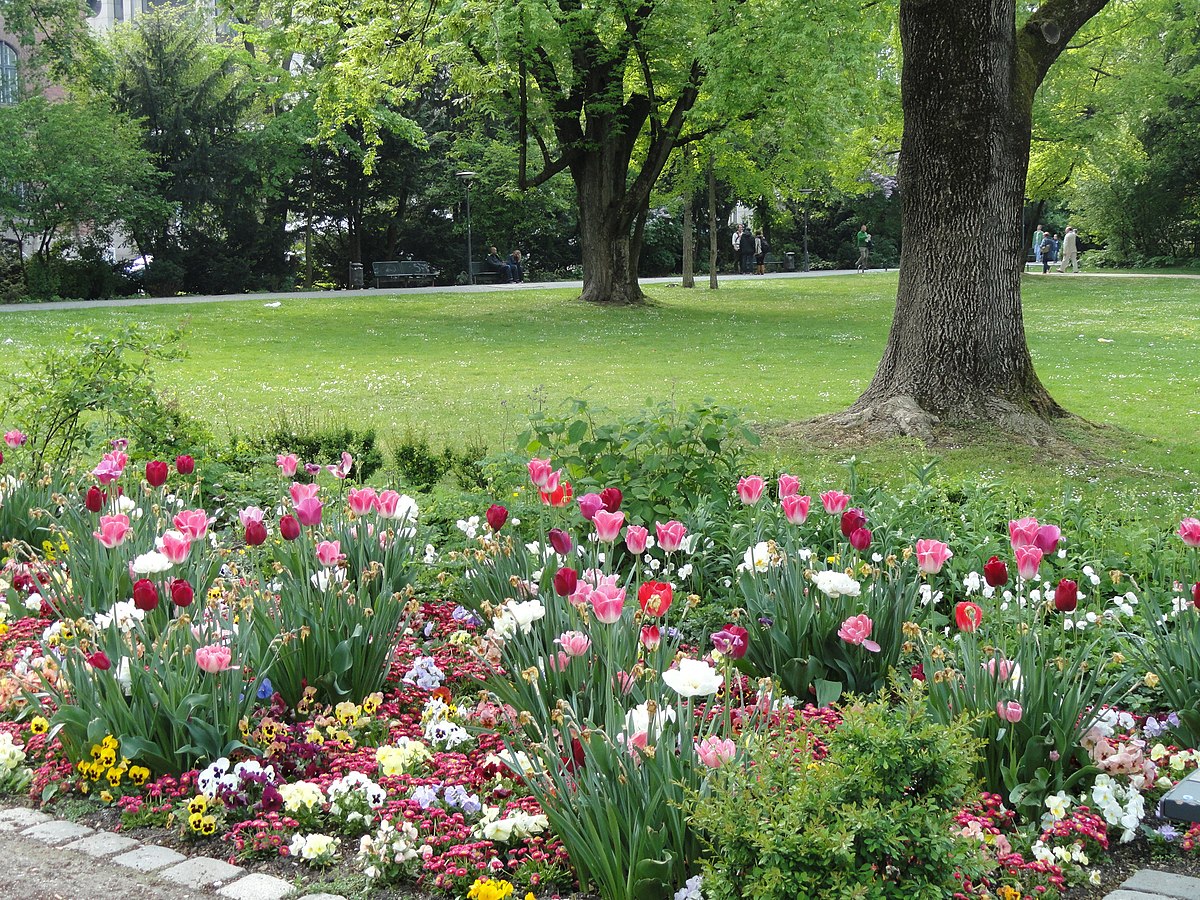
[469,261,507,284]
[372,260,439,289]
[763,253,790,273]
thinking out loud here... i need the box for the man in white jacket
[1059,227,1079,273]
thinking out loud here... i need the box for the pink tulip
[173,509,211,541]
[3,430,26,448]
[695,736,737,768]
[996,701,1023,724]
[593,510,625,543]
[837,614,880,652]
[556,631,592,657]
[614,670,636,694]
[92,452,126,485]
[737,476,765,505]
[577,493,604,521]
[1014,545,1044,580]
[1008,517,1040,550]
[294,497,323,527]
[290,482,320,504]
[195,645,234,674]
[546,651,571,672]
[1179,518,1200,549]
[782,494,811,525]
[622,525,648,555]
[656,520,687,553]
[347,487,378,516]
[1034,524,1062,554]
[541,468,562,494]
[326,451,353,479]
[93,514,132,548]
[315,540,342,567]
[591,585,626,624]
[777,474,800,499]
[276,453,299,477]
[915,539,953,575]
[820,490,851,515]
[375,490,406,519]
[239,506,266,528]
[527,457,553,489]
[985,658,1015,681]
[158,530,191,564]
[640,625,661,651]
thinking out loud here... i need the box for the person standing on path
[1059,227,1079,273]
[1040,234,1054,274]
[732,224,745,273]
[855,225,871,273]
[738,227,757,277]
[754,230,769,275]
[1033,224,1046,263]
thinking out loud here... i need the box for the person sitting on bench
[507,249,524,283]
[486,247,514,282]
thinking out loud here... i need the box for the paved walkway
[1108,870,1200,899]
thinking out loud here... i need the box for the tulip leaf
[815,678,843,708]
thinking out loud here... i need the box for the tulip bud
[244,520,267,547]
[87,650,112,671]
[145,460,169,487]
[279,515,301,541]
[548,528,573,555]
[553,566,578,597]
[840,508,867,538]
[599,487,622,513]
[485,504,508,532]
[983,556,1009,587]
[1192,582,1200,611]
[174,454,195,475]
[1054,578,1078,613]
[132,578,160,612]
[85,486,105,513]
[170,578,194,607]
[849,527,872,551]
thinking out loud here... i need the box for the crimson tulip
[485,504,508,532]
[548,528,573,555]
[600,487,622,513]
[849,527,872,551]
[175,454,195,475]
[1192,582,1200,610]
[1054,579,1078,613]
[132,578,159,612]
[711,624,749,660]
[244,520,267,547]
[983,556,1009,587]
[170,578,194,607]
[87,650,112,670]
[145,460,169,487]
[553,567,578,597]
[840,508,867,538]
[85,486,105,513]
[278,515,301,541]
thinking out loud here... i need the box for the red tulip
[553,567,578,597]
[600,487,622,513]
[849,527,872,551]
[87,650,112,670]
[170,578,194,607]
[244,520,267,546]
[486,504,508,532]
[279,515,301,541]
[85,486,105,513]
[132,578,160,612]
[1054,579,1078,613]
[145,460,169,487]
[548,528,573,555]
[637,581,674,618]
[174,455,195,475]
[1192,582,1200,610]
[983,556,1009,587]
[840,508,867,538]
[540,481,573,507]
[954,601,982,632]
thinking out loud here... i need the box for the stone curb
[0,804,346,900]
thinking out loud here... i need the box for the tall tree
[834,0,1109,439]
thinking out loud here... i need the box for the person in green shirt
[1033,224,1045,263]
[856,225,871,273]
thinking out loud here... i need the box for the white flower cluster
[492,598,545,639]
[93,600,145,633]
[674,874,705,900]
[327,771,387,829]
[457,516,481,539]
[1031,839,1092,867]
[0,732,27,773]
[483,751,535,777]
[472,806,549,842]
[358,819,429,882]
[1091,773,1145,842]
[196,758,277,799]
[811,570,861,599]
[421,697,471,751]
[277,780,324,814]
[737,541,781,574]
[376,738,431,776]
[288,832,340,864]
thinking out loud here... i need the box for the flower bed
[1,430,1200,898]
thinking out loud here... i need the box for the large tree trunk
[573,144,645,305]
[837,0,1105,441]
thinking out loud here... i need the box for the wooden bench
[469,261,508,284]
[372,260,439,289]
[763,253,790,273]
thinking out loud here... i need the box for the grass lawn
[2,273,1198,514]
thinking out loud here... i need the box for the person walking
[1039,234,1054,274]
[1059,227,1079,273]
[738,226,757,277]
[1050,233,1061,264]
[732,224,745,273]
[855,225,871,273]
[1033,223,1045,264]
[754,230,769,275]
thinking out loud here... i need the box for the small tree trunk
[682,197,695,288]
[707,153,718,290]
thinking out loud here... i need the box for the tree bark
[839,0,1107,440]
[707,153,718,290]
[682,194,695,288]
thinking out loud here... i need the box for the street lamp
[798,189,815,272]
[456,171,477,284]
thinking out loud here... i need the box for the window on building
[0,43,17,106]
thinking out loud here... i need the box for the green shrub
[258,411,384,481]
[392,433,487,491]
[518,398,758,525]
[691,696,988,900]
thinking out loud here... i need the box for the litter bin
[784,252,796,272]
[348,262,364,288]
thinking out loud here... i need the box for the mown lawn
[2,272,1197,513]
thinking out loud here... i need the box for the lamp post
[456,171,477,284]
[798,189,815,272]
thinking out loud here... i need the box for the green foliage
[1130,589,1200,748]
[519,399,759,525]
[258,411,384,482]
[22,243,134,302]
[393,434,487,491]
[2,326,207,469]
[691,696,987,900]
